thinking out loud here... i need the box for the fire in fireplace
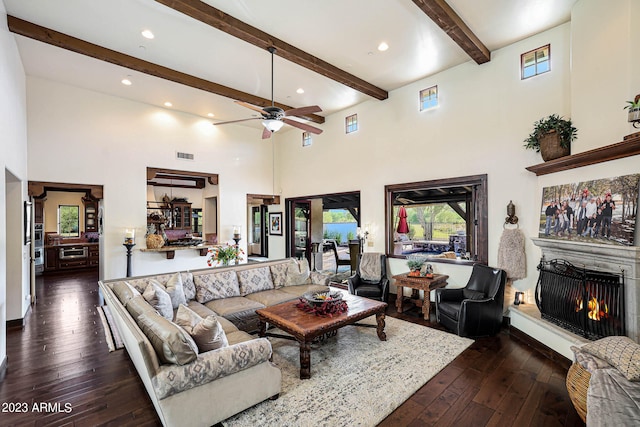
[535,259,625,340]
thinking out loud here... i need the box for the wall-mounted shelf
[525,134,640,176]
[140,245,213,259]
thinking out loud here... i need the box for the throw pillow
[164,274,187,308]
[270,260,295,289]
[175,304,228,352]
[194,271,240,303]
[286,259,311,286]
[581,336,640,381]
[143,282,174,320]
[181,272,196,301]
[126,295,157,320]
[237,267,274,296]
[463,289,486,300]
[137,311,198,365]
[112,281,140,306]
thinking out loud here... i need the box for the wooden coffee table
[393,273,449,320]
[256,291,387,379]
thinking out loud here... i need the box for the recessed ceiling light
[121,78,132,86]
[207,113,214,117]
[378,42,389,52]
[164,101,172,107]
[141,29,154,39]
[296,88,304,94]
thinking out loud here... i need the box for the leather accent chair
[347,253,389,302]
[435,264,507,337]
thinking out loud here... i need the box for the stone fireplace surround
[511,237,640,359]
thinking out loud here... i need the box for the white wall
[26,77,276,279]
[276,23,572,294]
[0,0,29,364]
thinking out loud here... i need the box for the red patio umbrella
[396,206,409,234]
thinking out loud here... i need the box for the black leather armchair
[347,253,389,302]
[435,264,507,337]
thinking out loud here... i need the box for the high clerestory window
[302,132,312,147]
[385,174,488,264]
[345,114,358,134]
[420,85,438,111]
[521,44,550,79]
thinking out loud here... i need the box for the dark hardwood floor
[1,271,583,426]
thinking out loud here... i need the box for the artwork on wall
[269,212,282,236]
[539,173,640,246]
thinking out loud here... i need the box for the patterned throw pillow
[143,282,174,320]
[237,267,274,296]
[181,272,196,301]
[270,260,295,289]
[165,274,187,308]
[194,271,240,303]
[581,336,640,381]
[175,304,228,352]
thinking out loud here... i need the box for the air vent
[176,151,194,161]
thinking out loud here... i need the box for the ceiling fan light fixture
[262,119,284,132]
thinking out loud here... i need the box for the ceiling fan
[214,47,324,139]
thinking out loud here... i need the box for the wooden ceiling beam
[411,0,490,64]
[155,0,388,100]
[7,15,325,124]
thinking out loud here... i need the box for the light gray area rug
[223,316,473,427]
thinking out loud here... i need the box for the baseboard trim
[510,325,572,370]
[6,305,31,330]
[0,355,6,383]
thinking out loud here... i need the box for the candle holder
[514,291,525,305]
[123,243,136,277]
[124,228,135,245]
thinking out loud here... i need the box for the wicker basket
[146,234,164,249]
[539,130,570,161]
[566,362,589,422]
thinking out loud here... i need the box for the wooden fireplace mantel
[526,135,640,176]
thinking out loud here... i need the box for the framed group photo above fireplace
[539,173,640,246]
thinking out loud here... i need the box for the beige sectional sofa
[99,258,331,427]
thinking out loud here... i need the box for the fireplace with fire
[535,259,625,340]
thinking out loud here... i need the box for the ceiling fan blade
[284,105,322,117]
[283,118,323,135]
[262,127,272,139]
[213,117,261,125]
[234,101,268,115]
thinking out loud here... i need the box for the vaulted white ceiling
[4,0,576,130]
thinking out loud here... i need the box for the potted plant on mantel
[624,95,640,128]
[523,114,578,161]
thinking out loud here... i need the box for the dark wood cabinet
[45,247,58,271]
[88,246,100,267]
[34,198,44,224]
[172,202,192,230]
[84,198,98,232]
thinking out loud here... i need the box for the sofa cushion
[165,273,187,308]
[186,301,238,333]
[270,260,296,289]
[143,282,174,320]
[181,272,196,301]
[226,330,254,345]
[581,336,640,381]
[194,270,241,303]
[245,289,297,306]
[237,267,274,296]
[280,284,330,298]
[112,281,140,306]
[127,273,175,293]
[204,297,265,317]
[175,305,229,352]
[137,311,199,365]
[126,295,157,320]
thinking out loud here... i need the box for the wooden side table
[392,273,449,320]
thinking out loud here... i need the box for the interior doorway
[289,200,311,266]
[246,194,278,258]
[5,169,28,326]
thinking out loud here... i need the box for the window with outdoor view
[385,175,487,264]
[58,205,80,237]
[420,85,438,111]
[521,44,550,79]
[345,114,358,134]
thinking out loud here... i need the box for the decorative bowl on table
[302,290,343,307]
